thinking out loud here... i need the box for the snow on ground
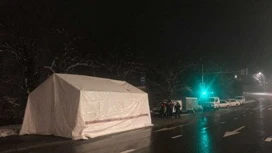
[0,125,21,137]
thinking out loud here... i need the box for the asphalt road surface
[1,97,272,153]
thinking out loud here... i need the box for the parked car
[227,99,240,107]
[202,97,220,110]
[235,96,245,105]
[219,100,230,108]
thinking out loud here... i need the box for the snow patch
[0,125,21,137]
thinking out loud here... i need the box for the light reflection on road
[197,117,214,153]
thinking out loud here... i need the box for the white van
[182,97,203,112]
[202,97,220,110]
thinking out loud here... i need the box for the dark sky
[67,0,272,73]
[2,0,272,74]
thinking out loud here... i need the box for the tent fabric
[20,73,152,140]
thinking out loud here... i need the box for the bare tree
[42,28,99,75]
[0,2,98,97]
[97,49,144,81]
[0,24,40,94]
[148,61,194,100]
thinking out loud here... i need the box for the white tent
[20,73,152,140]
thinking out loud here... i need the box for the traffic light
[200,89,208,98]
[199,83,214,98]
[200,89,214,98]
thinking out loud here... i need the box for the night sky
[69,0,272,73]
[1,0,272,74]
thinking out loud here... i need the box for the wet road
[2,99,272,153]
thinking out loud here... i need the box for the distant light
[235,75,238,79]
[258,72,262,75]
[211,92,214,94]
[202,91,207,95]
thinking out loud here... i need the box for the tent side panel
[80,91,152,138]
[20,75,54,135]
[53,75,81,139]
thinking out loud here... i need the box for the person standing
[160,102,167,118]
[175,102,181,119]
[166,100,173,118]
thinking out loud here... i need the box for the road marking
[223,126,245,138]
[171,135,183,139]
[154,124,189,132]
[155,128,172,132]
[120,149,136,153]
[265,138,272,142]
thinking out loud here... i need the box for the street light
[253,72,266,91]
[234,74,238,79]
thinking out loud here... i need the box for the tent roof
[55,73,145,93]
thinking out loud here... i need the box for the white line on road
[154,123,190,132]
[171,135,183,139]
[120,149,136,153]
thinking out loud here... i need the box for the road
[1,98,272,153]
